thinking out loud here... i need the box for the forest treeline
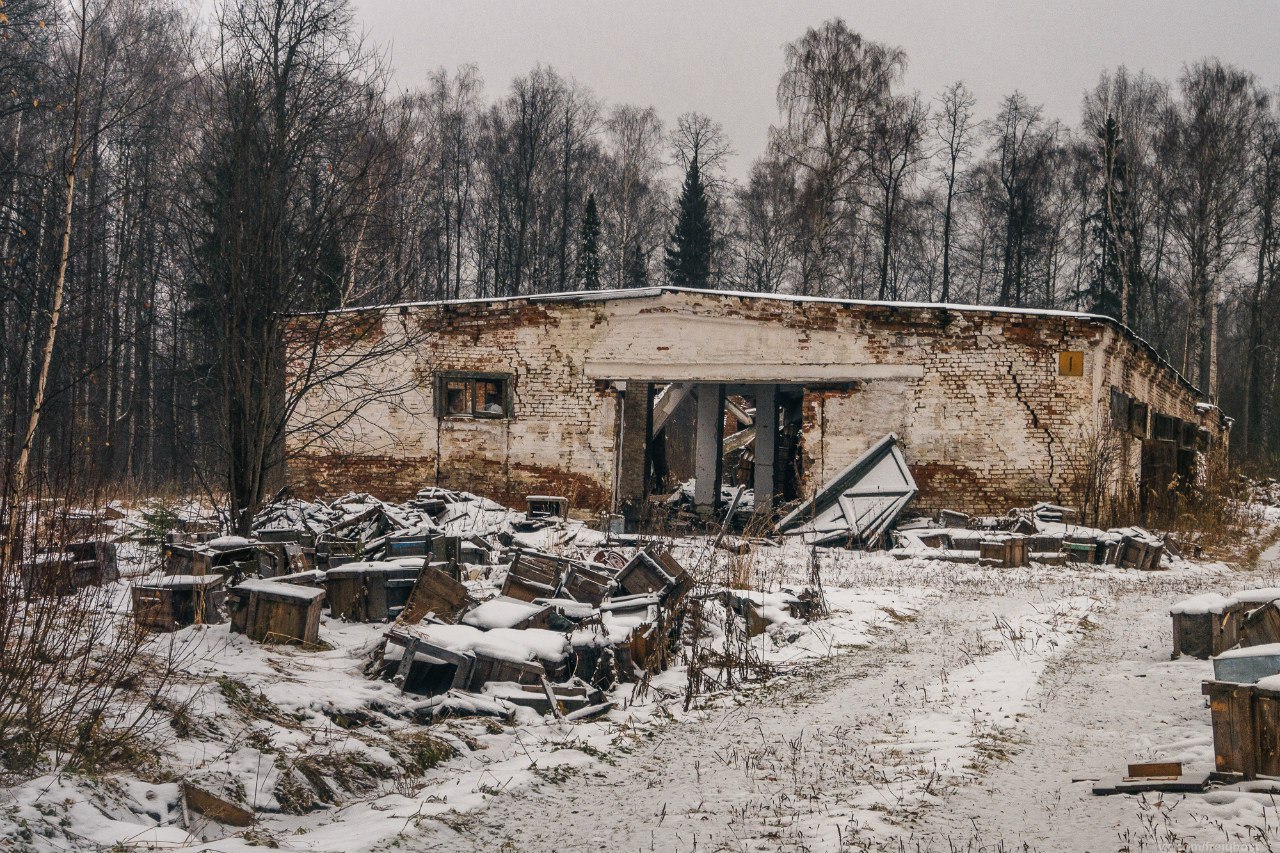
[3,0,1280,504]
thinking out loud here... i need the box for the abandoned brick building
[285,287,1229,521]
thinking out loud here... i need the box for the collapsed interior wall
[285,289,1226,519]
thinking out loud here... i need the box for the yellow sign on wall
[1059,351,1084,376]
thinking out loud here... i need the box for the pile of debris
[777,433,916,548]
[125,487,744,720]
[384,545,692,719]
[890,503,1169,570]
[771,434,1176,572]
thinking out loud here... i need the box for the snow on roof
[289,286,1203,397]
[298,285,1106,322]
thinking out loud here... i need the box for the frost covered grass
[2,507,1278,852]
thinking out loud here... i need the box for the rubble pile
[128,487,733,721]
[891,502,1169,570]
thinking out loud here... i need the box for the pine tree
[624,241,648,288]
[575,193,602,290]
[1084,117,1130,321]
[665,156,713,288]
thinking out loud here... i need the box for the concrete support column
[618,382,653,520]
[753,384,776,512]
[694,383,725,510]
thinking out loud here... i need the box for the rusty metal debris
[777,433,917,547]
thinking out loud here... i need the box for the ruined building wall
[287,301,621,510]
[285,290,1217,517]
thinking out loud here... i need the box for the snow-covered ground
[3,526,1280,852]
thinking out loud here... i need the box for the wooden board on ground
[1092,771,1211,795]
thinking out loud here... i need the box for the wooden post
[618,382,654,522]
[753,384,776,513]
[694,383,725,511]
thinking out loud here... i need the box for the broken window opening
[436,373,513,419]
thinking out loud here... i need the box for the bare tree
[867,92,928,299]
[734,155,797,292]
[179,0,405,533]
[1157,60,1263,397]
[933,81,977,303]
[601,104,666,288]
[771,19,905,295]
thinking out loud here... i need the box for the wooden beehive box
[1203,680,1258,779]
[1113,535,1164,571]
[229,580,324,645]
[1173,606,1249,660]
[132,575,226,631]
[502,552,562,601]
[399,565,471,624]
[979,538,1028,567]
[466,650,546,692]
[327,563,421,622]
[1240,602,1280,649]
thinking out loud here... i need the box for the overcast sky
[353,0,1280,179]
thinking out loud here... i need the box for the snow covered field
[3,530,1280,853]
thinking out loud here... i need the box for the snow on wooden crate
[1171,588,1280,659]
[385,623,571,696]
[131,573,226,632]
[228,578,325,646]
[324,559,420,622]
[462,596,552,630]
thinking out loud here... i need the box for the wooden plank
[1253,691,1280,777]
[400,566,470,623]
[1240,603,1280,648]
[1126,761,1183,778]
[393,637,420,689]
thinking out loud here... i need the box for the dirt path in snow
[892,583,1216,852]
[426,590,1061,853]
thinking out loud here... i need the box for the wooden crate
[1172,610,1227,660]
[385,631,474,696]
[615,548,692,602]
[502,552,563,601]
[1253,683,1280,777]
[229,581,324,645]
[1203,680,1258,779]
[1170,599,1250,659]
[400,565,471,624]
[466,650,546,691]
[560,562,615,606]
[326,564,421,622]
[1114,536,1164,571]
[1239,602,1280,648]
[978,537,1028,568]
[132,575,226,631]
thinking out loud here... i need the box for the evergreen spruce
[575,193,602,289]
[1084,117,1130,321]
[665,156,713,288]
[624,241,648,288]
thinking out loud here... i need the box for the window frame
[1129,401,1149,439]
[434,371,514,420]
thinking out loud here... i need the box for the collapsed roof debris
[777,433,917,547]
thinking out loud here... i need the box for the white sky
[353,0,1280,179]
